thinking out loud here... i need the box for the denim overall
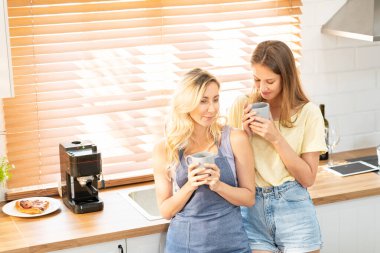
[165,127,250,253]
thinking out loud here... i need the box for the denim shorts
[241,180,322,253]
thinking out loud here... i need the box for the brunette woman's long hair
[250,40,309,127]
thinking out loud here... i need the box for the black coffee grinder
[59,140,104,214]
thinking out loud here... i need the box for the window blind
[3,0,302,199]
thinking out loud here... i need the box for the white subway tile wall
[315,48,355,73]
[315,0,347,25]
[336,70,376,93]
[356,46,380,69]
[301,0,380,152]
[376,110,380,132]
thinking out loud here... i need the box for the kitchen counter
[1,147,379,253]
[309,147,380,205]
[0,182,169,253]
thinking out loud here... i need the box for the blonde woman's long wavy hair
[250,40,309,128]
[165,68,221,167]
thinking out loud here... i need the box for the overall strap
[178,149,185,161]
[218,126,232,157]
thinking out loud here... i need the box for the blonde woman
[153,68,255,253]
[229,40,327,253]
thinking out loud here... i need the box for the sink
[119,185,162,221]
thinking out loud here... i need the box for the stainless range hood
[321,0,380,42]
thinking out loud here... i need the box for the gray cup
[251,102,270,119]
[186,151,216,168]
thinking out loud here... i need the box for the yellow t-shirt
[228,96,327,187]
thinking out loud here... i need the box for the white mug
[186,151,216,168]
[251,102,270,119]
[377,145,380,166]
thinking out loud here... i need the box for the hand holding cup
[186,151,216,169]
[186,151,216,186]
[251,102,270,120]
[242,102,270,137]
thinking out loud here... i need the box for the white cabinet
[47,233,167,253]
[0,0,14,98]
[49,239,126,253]
[127,232,166,253]
[316,195,380,253]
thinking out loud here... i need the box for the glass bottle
[320,104,329,160]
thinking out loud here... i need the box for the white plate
[2,197,61,218]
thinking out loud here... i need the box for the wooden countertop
[0,182,169,253]
[309,147,380,205]
[1,147,379,253]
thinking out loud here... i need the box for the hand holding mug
[187,163,209,190]
[247,102,282,143]
[242,104,256,137]
[251,102,270,121]
[242,102,270,136]
[186,151,217,188]
[186,151,216,170]
[203,163,221,191]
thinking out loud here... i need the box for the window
[3,0,302,200]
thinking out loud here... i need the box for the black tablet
[325,161,379,177]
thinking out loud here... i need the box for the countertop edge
[312,187,380,205]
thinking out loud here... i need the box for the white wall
[300,0,380,152]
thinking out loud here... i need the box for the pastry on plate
[15,199,50,214]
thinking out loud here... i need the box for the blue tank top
[165,126,250,253]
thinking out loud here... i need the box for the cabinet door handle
[118,244,124,253]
